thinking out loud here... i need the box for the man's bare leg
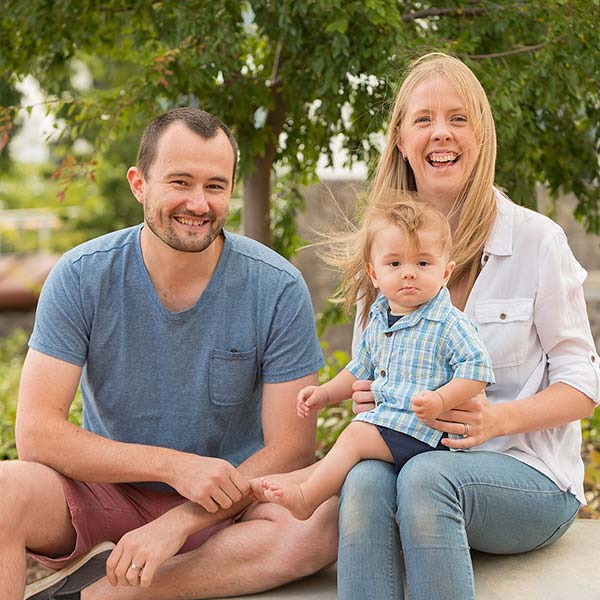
[260,422,392,520]
[82,497,338,600]
[0,460,76,600]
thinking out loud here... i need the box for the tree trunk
[242,76,287,247]
[243,153,273,247]
[242,97,286,246]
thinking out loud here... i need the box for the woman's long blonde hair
[370,52,497,306]
[324,192,452,327]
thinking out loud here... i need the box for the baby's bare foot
[262,480,315,520]
[249,472,298,502]
[249,477,271,503]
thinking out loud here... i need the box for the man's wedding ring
[130,563,142,571]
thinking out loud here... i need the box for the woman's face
[398,75,479,208]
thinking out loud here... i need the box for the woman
[337,52,600,600]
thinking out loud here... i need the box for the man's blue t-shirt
[29,226,324,471]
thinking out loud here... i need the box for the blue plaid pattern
[347,287,494,447]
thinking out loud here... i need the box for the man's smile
[173,215,211,227]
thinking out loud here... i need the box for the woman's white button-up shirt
[353,190,600,504]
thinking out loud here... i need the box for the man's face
[128,122,235,253]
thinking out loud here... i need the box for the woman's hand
[351,380,375,414]
[432,390,502,449]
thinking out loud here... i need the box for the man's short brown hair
[136,108,238,184]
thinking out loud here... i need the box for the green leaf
[326,18,349,34]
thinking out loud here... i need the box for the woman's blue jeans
[338,452,580,600]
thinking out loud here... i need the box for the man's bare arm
[142,371,319,532]
[16,349,248,511]
[105,371,320,587]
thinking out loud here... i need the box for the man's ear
[443,260,456,286]
[127,167,145,205]
[366,262,379,289]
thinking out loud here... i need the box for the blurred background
[1,1,599,520]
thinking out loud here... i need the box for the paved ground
[220,519,600,600]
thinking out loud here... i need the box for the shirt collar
[371,286,452,329]
[483,189,515,258]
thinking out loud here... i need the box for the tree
[0,79,22,170]
[1,0,599,251]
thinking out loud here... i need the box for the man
[4,108,338,600]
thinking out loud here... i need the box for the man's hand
[297,385,329,418]
[168,455,250,512]
[106,516,189,588]
[411,390,444,425]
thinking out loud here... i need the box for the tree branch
[268,41,283,88]
[467,43,545,60]
[98,2,162,13]
[401,6,487,22]
[0,131,10,153]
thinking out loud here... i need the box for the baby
[252,194,494,520]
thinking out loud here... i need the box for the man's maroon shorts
[28,472,232,571]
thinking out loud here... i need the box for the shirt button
[483,254,489,262]
[384,332,393,337]
[592,355,597,363]
[380,370,386,377]
[499,313,507,320]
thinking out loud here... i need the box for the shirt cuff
[346,358,371,382]
[548,352,600,404]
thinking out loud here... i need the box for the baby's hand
[411,390,444,424]
[297,386,329,418]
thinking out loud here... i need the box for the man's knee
[0,460,68,536]
[0,461,41,519]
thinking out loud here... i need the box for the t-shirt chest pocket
[209,347,258,406]
[474,298,534,369]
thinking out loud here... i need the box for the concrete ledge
[220,520,600,600]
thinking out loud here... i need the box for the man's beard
[144,208,224,253]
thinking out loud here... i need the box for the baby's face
[367,224,455,315]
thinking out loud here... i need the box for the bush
[0,328,27,459]
[581,410,600,518]
[0,329,82,460]
[316,343,353,459]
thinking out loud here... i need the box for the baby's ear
[443,260,456,285]
[366,263,379,288]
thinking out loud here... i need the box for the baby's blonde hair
[324,191,451,327]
